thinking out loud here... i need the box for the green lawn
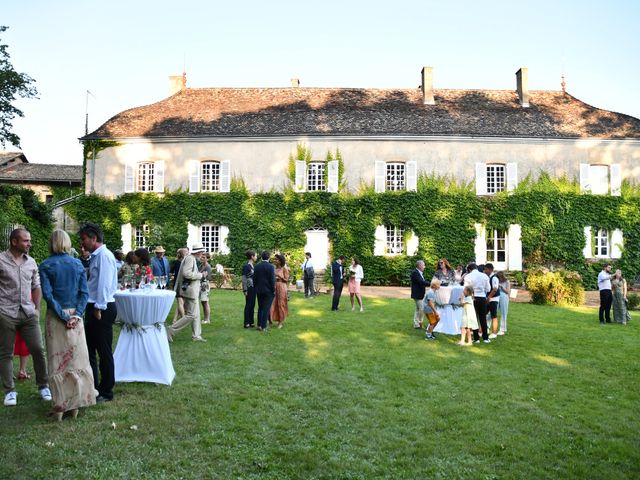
[1,290,639,479]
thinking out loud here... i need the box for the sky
[2,0,639,165]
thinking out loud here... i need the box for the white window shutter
[189,160,201,193]
[124,161,135,193]
[294,160,306,192]
[506,163,518,192]
[610,164,621,196]
[219,225,230,254]
[187,223,199,251]
[474,223,487,264]
[475,163,487,195]
[220,159,231,192]
[579,163,591,193]
[583,226,593,258]
[327,160,339,193]
[406,161,418,192]
[373,225,386,256]
[611,229,623,258]
[121,223,132,253]
[507,224,522,271]
[406,230,419,256]
[374,161,386,193]
[154,160,165,193]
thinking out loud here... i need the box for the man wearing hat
[167,244,208,342]
[151,246,170,280]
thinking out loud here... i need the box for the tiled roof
[0,163,83,184]
[0,152,27,166]
[83,87,640,140]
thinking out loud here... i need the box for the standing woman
[199,252,212,324]
[434,258,455,286]
[348,257,364,312]
[171,248,189,325]
[496,271,510,335]
[118,251,136,282]
[270,254,290,328]
[611,269,629,325]
[39,230,95,420]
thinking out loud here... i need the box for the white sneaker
[497,331,505,336]
[4,391,17,406]
[488,333,498,339]
[39,387,52,401]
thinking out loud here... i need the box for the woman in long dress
[348,257,364,312]
[39,230,95,420]
[270,254,290,328]
[611,269,629,325]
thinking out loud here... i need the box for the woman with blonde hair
[611,269,629,325]
[39,229,95,420]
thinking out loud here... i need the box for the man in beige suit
[167,244,207,342]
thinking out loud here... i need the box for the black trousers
[304,273,314,297]
[257,292,275,329]
[244,286,256,327]
[599,289,613,323]
[472,297,489,341]
[331,281,344,310]
[85,302,117,399]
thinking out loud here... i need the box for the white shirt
[302,258,314,270]
[464,269,490,298]
[350,264,364,282]
[598,270,612,291]
[87,244,118,310]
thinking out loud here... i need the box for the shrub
[527,267,585,306]
[230,274,243,291]
[211,272,225,289]
[627,292,640,310]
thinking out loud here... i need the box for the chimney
[516,67,529,107]
[421,66,435,105]
[168,72,187,96]
[291,78,300,88]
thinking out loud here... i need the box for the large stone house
[82,67,640,271]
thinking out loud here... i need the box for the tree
[0,26,38,147]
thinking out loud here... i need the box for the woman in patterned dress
[270,254,290,328]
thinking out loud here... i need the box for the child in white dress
[459,286,478,346]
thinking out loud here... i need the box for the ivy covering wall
[63,174,640,290]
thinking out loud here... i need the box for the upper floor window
[189,159,230,193]
[307,162,326,192]
[134,224,149,248]
[580,164,621,196]
[124,160,164,193]
[475,162,517,195]
[374,161,417,192]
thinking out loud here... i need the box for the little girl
[459,286,478,346]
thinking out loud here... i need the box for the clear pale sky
[3,0,639,165]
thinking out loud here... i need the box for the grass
[1,290,639,479]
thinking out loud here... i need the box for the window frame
[385,225,404,255]
[385,162,406,192]
[486,229,507,264]
[134,224,149,249]
[136,162,155,192]
[307,161,327,192]
[201,161,221,192]
[486,164,506,194]
[594,229,610,258]
[200,224,220,254]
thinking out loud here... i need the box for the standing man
[598,263,613,324]
[167,244,208,342]
[464,263,491,344]
[242,250,257,328]
[410,260,429,329]
[331,255,345,311]
[484,263,500,339]
[151,246,170,280]
[254,251,276,332]
[79,223,118,402]
[302,252,315,298]
[0,228,51,407]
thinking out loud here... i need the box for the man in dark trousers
[253,251,276,332]
[241,250,257,328]
[410,260,429,329]
[331,255,345,311]
[302,252,315,298]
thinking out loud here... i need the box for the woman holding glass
[39,230,96,420]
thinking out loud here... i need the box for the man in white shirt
[464,263,491,343]
[302,252,315,298]
[79,223,118,402]
[598,264,613,324]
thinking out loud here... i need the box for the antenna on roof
[561,75,566,95]
[85,90,96,135]
[182,53,187,89]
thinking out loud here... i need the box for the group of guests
[411,259,511,344]
[598,263,630,325]
[1,224,119,419]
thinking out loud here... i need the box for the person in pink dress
[348,257,364,312]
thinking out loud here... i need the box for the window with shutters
[307,162,326,191]
[595,229,609,258]
[385,225,404,255]
[386,162,405,191]
[590,165,609,195]
[486,229,507,264]
[486,164,506,194]
[201,161,220,192]
[134,225,149,248]
[137,162,154,192]
[580,164,621,195]
[200,224,220,253]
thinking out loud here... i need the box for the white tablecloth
[433,286,464,335]
[113,289,176,385]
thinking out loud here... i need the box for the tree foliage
[0,26,38,147]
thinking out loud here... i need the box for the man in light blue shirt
[79,223,118,402]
